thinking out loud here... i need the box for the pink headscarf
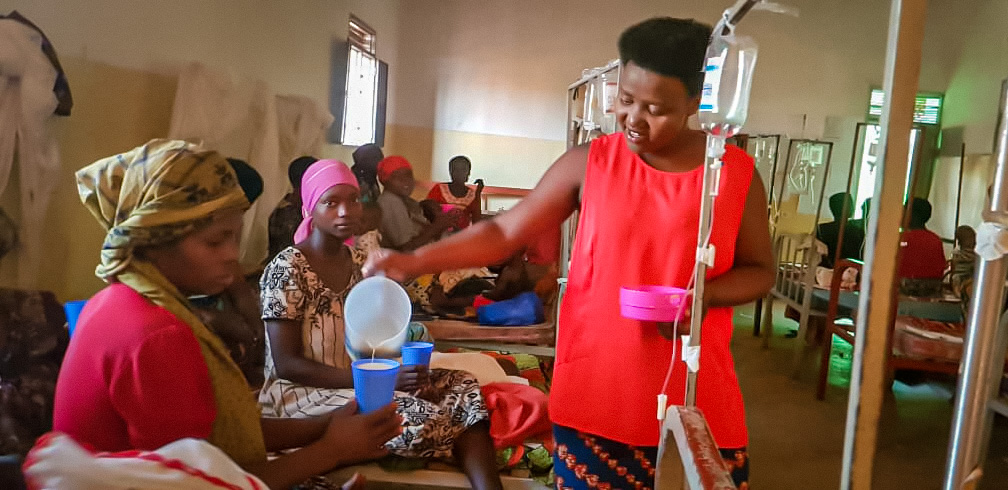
[293,159,359,244]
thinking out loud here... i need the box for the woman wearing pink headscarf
[258,160,502,489]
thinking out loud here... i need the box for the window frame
[331,15,386,146]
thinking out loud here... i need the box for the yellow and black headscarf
[76,139,265,467]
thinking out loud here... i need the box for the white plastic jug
[344,276,412,360]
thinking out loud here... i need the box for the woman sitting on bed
[52,140,400,489]
[258,159,503,490]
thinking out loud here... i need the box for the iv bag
[697,29,759,137]
[600,70,618,133]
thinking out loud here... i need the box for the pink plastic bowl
[619,286,688,322]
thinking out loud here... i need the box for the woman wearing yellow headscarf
[52,139,400,488]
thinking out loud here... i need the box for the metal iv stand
[942,79,1008,490]
[685,0,762,407]
[655,3,790,488]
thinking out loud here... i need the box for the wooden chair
[816,259,862,400]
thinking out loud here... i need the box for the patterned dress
[258,247,489,458]
[426,183,478,229]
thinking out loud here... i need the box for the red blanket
[481,383,551,449]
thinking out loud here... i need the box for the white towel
[23,432,267,490]
[976,221,1008,261]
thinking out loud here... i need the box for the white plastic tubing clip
[680,335,701,373]
[710,159,724,197]
[657,394,669,421]
[696,244,716,267]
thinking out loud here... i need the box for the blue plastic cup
[351,359,400,413]
[64,300,88,338]
[401,341,434,366]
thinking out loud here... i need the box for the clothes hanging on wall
[0,18,63,289]
[169,63,333,269]
[1,11,72,115]
[276,94,333,163]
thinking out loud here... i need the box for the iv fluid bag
[697,31,758,137]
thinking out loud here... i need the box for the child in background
[948,225,978,304]
[258,160,503,490]
[816,192,865,269]
[365,18,774,489]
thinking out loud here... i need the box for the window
[852,124,922,218]
[867,89,943,126]
[333,15,386,146]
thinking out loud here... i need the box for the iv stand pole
[685,0,761,406]
[942,79,1008,490]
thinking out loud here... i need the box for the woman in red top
[426,155,485,230]
[52,140,401,489]
[365,18,774,489]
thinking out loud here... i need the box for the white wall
[0,0,989,298]
[0,0,404,299]
[395,0,971,189]
[929,154,992,241]
[928,0,1008,239]
[942,0,1008,153]
[2,0,403,133]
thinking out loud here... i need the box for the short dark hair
[955,225,976,246]
[352,144,384,170]
[227,158,263,204]
[909,198,932,228]
[449,155,471,170]
[288,156,317,188]
[829,193,853,220]
[618,18,712,97]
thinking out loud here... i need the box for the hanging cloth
[0,18,62,288]
[1,11,72,115]
[169,63,332,269]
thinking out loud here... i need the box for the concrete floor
[735,304,1008,489]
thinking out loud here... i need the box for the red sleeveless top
[549,133,753,448]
